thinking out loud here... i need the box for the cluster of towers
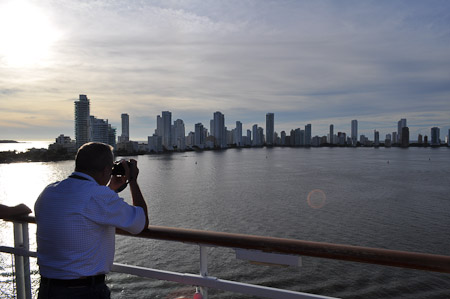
[74,95,116,149]
[72,94,448,152]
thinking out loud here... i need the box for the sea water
[1,147,449,298]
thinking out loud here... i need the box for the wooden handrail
[5,215,450,274]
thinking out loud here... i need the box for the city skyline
[1,1,450,140]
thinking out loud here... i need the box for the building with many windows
[118,113,129,143]
[265,113,274,146]
[397,118,407,143]
[74,94,90,149]
[351,120,358,146]
[431,127,440,146]
[305,124,312,146]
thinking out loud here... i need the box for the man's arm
[129,180,149,229]
[0,204,32,219]
[125,159,149,230]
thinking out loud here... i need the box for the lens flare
[307,189,326,209]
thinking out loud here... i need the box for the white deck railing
[2,215,450,299]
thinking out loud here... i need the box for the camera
[111,161,132,176]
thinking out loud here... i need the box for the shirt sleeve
[83,186,146,234]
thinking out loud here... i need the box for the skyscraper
[252,124,258,146]
[374,130,380,147]
[194,123,204,147]
[329,124,334,144]
[266,113,274,146]
[74,94,90,149]
[448,129,450,146]
[119,113,129,142]
[351,120,358,146]
[398,118,407,143]
[89,116,109,144]
[235,121,242,147]
[431,127,440,146]
[173,119,185,150]
[160,111,172,150]
[401,126,409,147]
[305,124,311,146]
[213,111,226,148]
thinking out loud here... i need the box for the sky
[0,0,449,141]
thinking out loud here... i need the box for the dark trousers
[38,276,111,299]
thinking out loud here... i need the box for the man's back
[35,172,145,279]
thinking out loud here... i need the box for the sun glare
[0,0,61,67]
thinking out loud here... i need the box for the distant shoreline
[0,140,19,143]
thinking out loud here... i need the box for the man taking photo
[35,142,149,299]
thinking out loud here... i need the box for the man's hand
[0,204,32,219]
[108,159,139,192]
[125,159,139,182]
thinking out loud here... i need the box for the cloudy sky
[1,0,449,141]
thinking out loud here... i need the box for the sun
[0,0,61,67]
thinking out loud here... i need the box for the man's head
[75,142,114,185]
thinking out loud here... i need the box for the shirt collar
[70,171,98,184]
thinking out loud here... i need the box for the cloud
[1,0,449,140]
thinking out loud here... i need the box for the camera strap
[69,174,90,181]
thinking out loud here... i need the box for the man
[35,142,149,299]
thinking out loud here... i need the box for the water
[0,141,52,153]
[1,147,449,298]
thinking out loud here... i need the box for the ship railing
[2,215,450,299]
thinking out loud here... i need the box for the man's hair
[75,142,114,173]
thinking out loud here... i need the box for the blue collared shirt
[35,171,146,279]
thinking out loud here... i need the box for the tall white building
[74,94,90,149]
[266,113,274,145]
[351,120,358,146]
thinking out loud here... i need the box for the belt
[41,274,106,287]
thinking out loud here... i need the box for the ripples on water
[1,147,449,298]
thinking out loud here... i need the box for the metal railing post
[199,245,208,299]
[13,221,32,299]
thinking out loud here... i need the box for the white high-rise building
[74,94,90,149]
[266,113,274,145]
[351,120,358,146]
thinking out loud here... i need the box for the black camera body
[111,161,132,176]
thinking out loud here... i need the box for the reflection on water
[0,141,52,153]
